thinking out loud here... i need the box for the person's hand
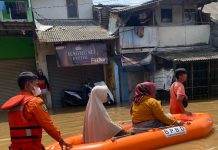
[177,120,184,126]
[59,140,72,150]
[184,111,192,115]
[116,129,128,136]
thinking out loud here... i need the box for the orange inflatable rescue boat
[46,113,213,150]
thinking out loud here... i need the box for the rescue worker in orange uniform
[1,72,72,150]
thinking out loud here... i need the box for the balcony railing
[0,1,33,22]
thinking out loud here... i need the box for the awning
[111,0,216,15]
[111,0,160,14]
[153,46,218,63]
[121,53,152,66]
[35,19,115,43]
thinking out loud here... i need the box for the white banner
[153,69,174,91]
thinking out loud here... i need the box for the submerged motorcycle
[61,81,114,107]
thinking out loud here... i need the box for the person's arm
[176,86,191,114]
[151,100,178,126]
[30,99,72,149]
[177,94,185,113]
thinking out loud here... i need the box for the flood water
[0,100,218,150]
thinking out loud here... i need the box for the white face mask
[32,86,42,96]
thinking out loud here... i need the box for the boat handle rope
[111,122,192,142]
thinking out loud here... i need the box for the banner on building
[153,69,174,91]
[121,53,152,67]
[119,27,158,49]
[55,43,108,67]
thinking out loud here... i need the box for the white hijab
[83,85,122,144]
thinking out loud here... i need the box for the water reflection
[0,101,218,150]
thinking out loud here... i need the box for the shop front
[0,36,36,106]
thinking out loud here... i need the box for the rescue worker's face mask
[32,86,42,96]
[29,80,41,96]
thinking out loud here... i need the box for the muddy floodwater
[0,100,218,150]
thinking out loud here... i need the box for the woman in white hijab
[83,85,125,143]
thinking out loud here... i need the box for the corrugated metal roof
[203,2,218,23]
[37,19,97,26]
[153,46,218,62]
[36,19,114,43]
[112,0,160,14]
[111,0,216,14]
[93,0,152,6]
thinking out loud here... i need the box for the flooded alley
[0,0,218,149]
[0,100,218,150]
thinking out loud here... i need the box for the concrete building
[95,0,218,102]
[31,0,116,108]
[0,0,36,106]
[203,2,218,48]
[31,0,93,20]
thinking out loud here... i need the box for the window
[161,9,172,23]
[67,0,78,18]
[184,9,196,25]
[4,1,27,20]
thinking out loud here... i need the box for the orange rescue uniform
[23,92,62,142]
[2,92,63,150]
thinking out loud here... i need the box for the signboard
[153,69,174,91]
[56,43,108,67]
[163,126,187,138]
[119,26,158,49]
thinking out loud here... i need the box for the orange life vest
[1,95,43,149]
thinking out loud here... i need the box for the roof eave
[37,38,115,43]
[111,0,160,15]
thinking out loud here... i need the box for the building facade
[31,0,118,108]
[96,0,218,102]
[0,0,36,106]
[31,0,93,20]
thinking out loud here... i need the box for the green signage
[0,37,35,59]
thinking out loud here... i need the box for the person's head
[135,82,156,98]
[175,68,187,83]
[91,85,108,104]
[17,72,41,96]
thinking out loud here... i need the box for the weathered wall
[155,4,196,26]
[158,25,210,47]
[119,25,210,49]
[119,27,158,49]
[127,71,145,101]
[31,0,93,19]
[35,41,55,108]
[211,25,218,48]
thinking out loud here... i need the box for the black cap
[175,68,187,79]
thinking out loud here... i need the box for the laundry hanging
[15,1,27,13]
